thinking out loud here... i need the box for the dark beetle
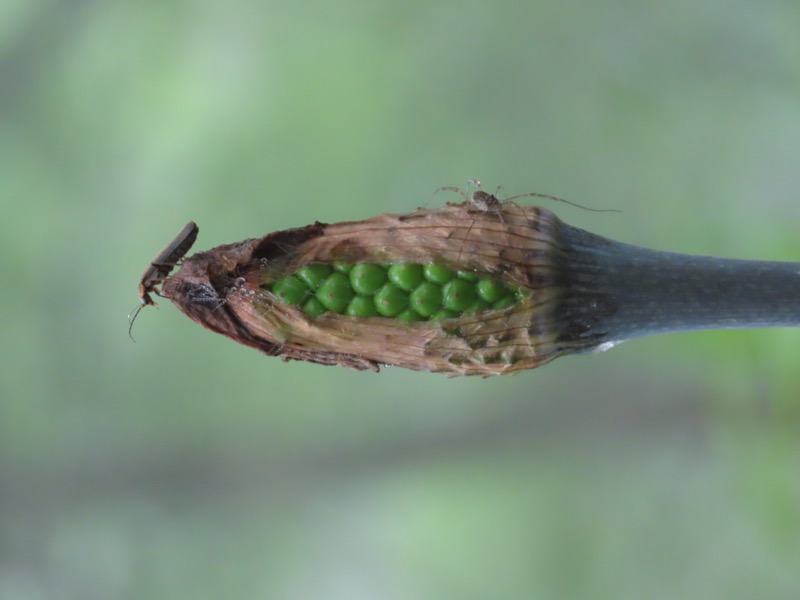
[129,221,198,338]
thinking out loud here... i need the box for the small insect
[437,179,618,263]
[438,179,617,214]
[128,221,199,339]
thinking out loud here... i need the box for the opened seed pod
[139,192,800,376]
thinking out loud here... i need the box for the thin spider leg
[433,186,471,201]
[506,192,620,213]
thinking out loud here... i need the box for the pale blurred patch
[1,0,798,598]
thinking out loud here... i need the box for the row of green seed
[264,262,525,321]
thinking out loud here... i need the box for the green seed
[430,309,459,321]
[476,278,510,303]
[271,263,525,321]
[332,262,353,273]
[464,298,490,313]
[303,297,328,318]
[296,264,333,289]
[423,263,453,285]
[349,263,387,295]
[457,270,479,282]
[315,272,354,313]
[387,263,424,292]
[492,295,517,310]
[409,281,442,317]
[442,279,477,312]
[271,275,310,305]
[397,309,425,322]
[374,282,409,317]
[345,295,379,317]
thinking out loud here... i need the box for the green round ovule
[456,270,479,282]
[315,272,354,313]
[477,278,510,303]
[430,309,459,321]
[464,298,490,313]
[346,295,379,317]
[332,262,353,273]
[387,263,424,292]
[303,297,328,318]
[350,263,387,295]
[442,279,477,312]
[423,263,453,285]
[296,264,332,289]
[397,309,425,322]
[492,295,517,310]
[409,281,442,317]
[271,275,310,305]
[374,282,409,317]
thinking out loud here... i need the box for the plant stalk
[556,223,800,349]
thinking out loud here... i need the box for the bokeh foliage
[1,1,799,598]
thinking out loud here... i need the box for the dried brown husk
[162,201,570,376]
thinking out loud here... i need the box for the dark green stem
[555,223,800,348]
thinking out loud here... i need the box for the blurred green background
[2,1,799,598]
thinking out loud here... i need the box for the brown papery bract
[160,201,583,376]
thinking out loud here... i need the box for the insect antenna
[127,302,148,342]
